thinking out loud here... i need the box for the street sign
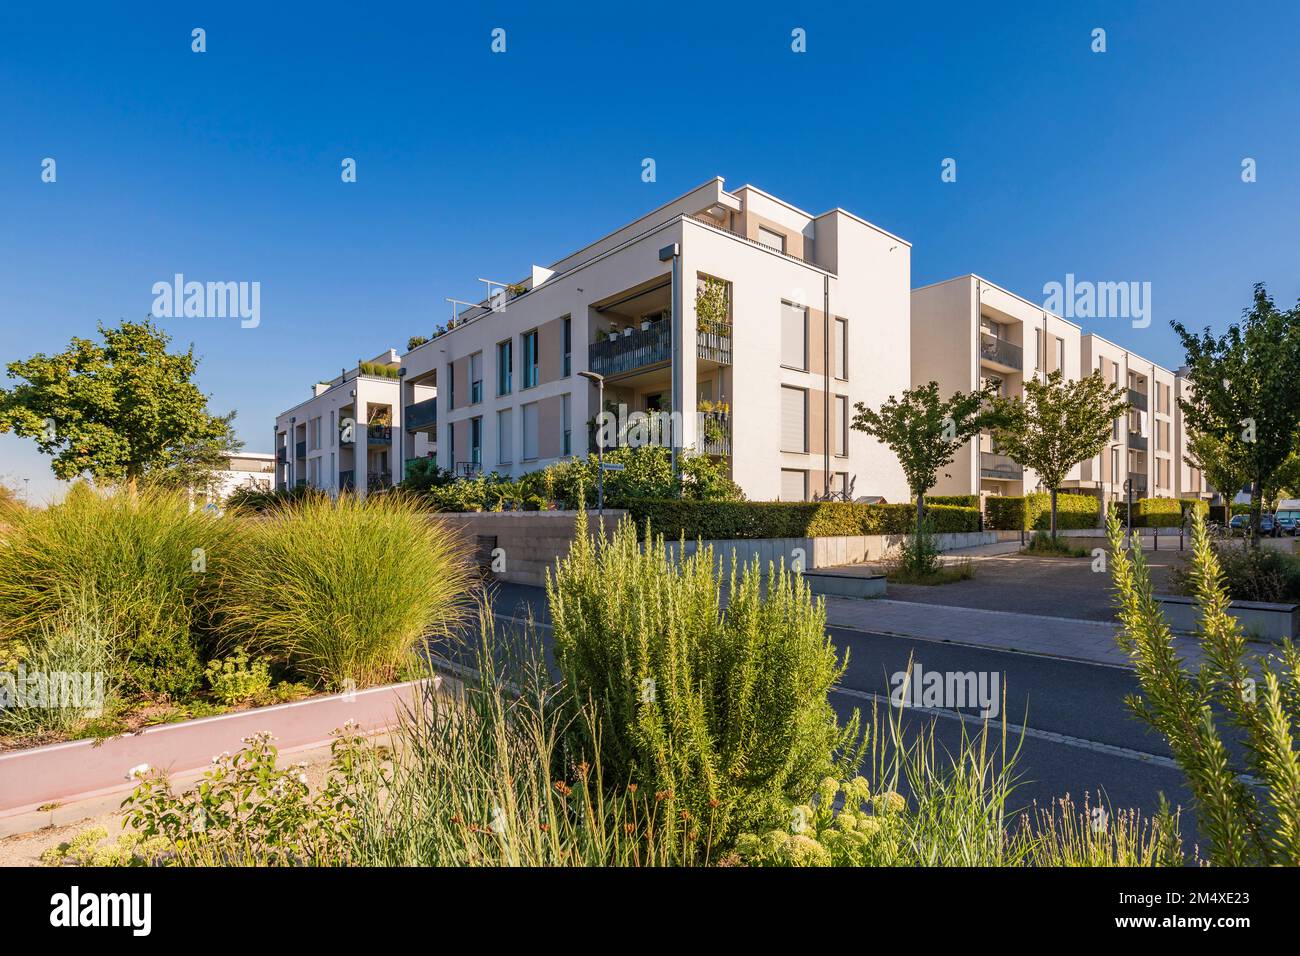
[600,462,625,471]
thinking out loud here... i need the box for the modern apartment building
[911,275,1083,497]
[911,275,1209,507]
[273,349,421,496]
[385,177,914,503]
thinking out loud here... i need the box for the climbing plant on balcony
[695,275,731,336]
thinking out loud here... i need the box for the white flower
[126,763,150,779]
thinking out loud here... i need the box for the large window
[781,385,808,453]
[497,340,513,396]
[522,401,539,460]
[522,330,539,388]
[446,363,455,409]
[780,468,808,502]
[758,226,787,252]
[781,302,808,370]
[469,352,483,404]
[1055,337,1065,373]
[497,408,513,464]
[834,318,848,380]
[835,395,849,456]
[470,416,482,467]
[561,393,572,456]
[562,317,572,378]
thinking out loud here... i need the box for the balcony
[1126,474,1149,495]
[696,321,733,366]
[980,452,1023,480]
[367,423,393,445]
[699,411,731,457]
[295,440,306,459]
[1128,388,1148,412]
[339,470,355,491]
[589,322,671,378]
[405,397,438,432]
[979,333,1022,371]
[367,471,393,491]
[276,447,287,463]
[1128,431,1148,451]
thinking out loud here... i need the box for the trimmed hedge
[623,500,980,540]
[922,494,980,508]
[985,492,1100,531]
[1117,497,1211,527]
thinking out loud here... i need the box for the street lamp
[578,370,606,516]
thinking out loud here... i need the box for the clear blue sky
[3,1,1298,502]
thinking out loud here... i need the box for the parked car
[1259,514,1279,537]
[1276,515,1298,536]
[1228,514,1250,536]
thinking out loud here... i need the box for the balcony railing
[1126,473,1149,494]
[699,411,731,456]
[696,325,732,365]
[276,446,287,463]
[367,423,392,445]
[367,471,393,491]
[1128,388,1148,412]
[979,333,1023,371]
[339,470,355,491]
[1128,431,1148,451]
[589,322,671,378]
[404,396,438,432]
[454,461,482,479]
[980,451,1023,480]
[295,440,306,459]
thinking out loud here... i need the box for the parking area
[882,550,1190,622]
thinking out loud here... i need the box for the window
[469,353,483,404]
[330,452,335,486]
[447,363,455,409]
[522,330,539,388]
[781,385,808,453]
[835,395,849,456]
[522,402,539,460]
[1034,329,1043,370]
[780,468,808,502]
[833,472,849,498]
[562,317,572,377]
[834,318,848,380]
[497,409,513,464]
[497,340,513,396]
[470,417,482,467]
[781,302,808,370]
[561,393,572,456]
[329,410,335,447]
[447,421,455,467]
[758,226,787,252]
[1055,337,1065,373]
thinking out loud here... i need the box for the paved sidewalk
[823,597,1206,669]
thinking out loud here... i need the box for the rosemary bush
[547,510,865,842]
[1108,508,1300,865]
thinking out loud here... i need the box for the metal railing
[699,411,731,456]
[979,333,1023,370]
[367,471,393,491]
[339,470,355,491]
[404,397,438,432]
[1128,388,1148,412]
[980,451,1023,480]
[1128,473,1149,493]
[367,423,393,444]
[295,440,306,459]
[696,327,732,365]
[455,461,482,478]
[589,322,671,377]
[1128,431,1148,451]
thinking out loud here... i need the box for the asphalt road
[464,581,1201,852]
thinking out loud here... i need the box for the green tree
[0,319,239,488]
[991,370,1128,538]
[851,380,999,538]
[1173,284,1300,546]
[1184,429,1249,524]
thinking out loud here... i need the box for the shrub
[0,486,233,699]
[204,647,272,706]
[215,493,475,689]
[984,492,1099,531]
[1023,531,1090,558]
[1109,509,1300,865]
[622,500,979,540]
[226,483,325,514]
[547,510,866,843]
[1170,543,1300,603]
[1118,497,1196,528]
[923,494,980,508]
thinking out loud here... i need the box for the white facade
[211,451,276,500]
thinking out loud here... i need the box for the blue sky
[2,1,1298,501]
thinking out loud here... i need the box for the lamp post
[578,370,606,516]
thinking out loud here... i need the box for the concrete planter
[1154,594,1299,642]
[0,678,439,818]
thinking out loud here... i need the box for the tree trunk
[1050,487,1059,540]
[916,491,925,540]
[1249,479,1263,550]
